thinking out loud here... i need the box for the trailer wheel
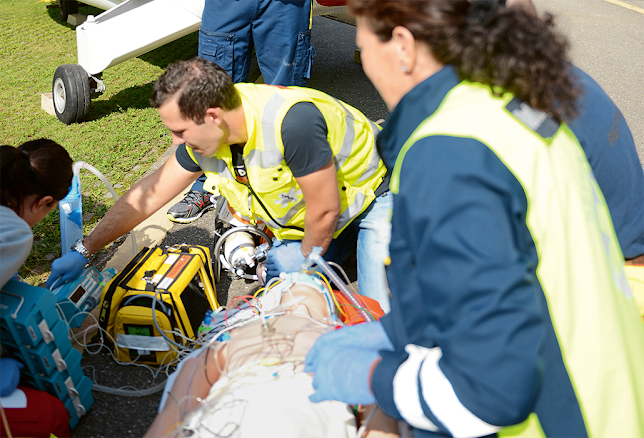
[57,0,78,22]
[52,64,91,125]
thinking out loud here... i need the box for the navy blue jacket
[372,67,594,437]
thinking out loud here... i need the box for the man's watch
[71,238,94,260]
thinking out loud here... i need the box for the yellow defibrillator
[98,244,218,366]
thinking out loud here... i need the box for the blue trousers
[199,0,315,86]
[324,191,393,313]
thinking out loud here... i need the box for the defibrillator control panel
[51,266,116,328]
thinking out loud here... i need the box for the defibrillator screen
[69,286,86,304]
[126,325,152,337]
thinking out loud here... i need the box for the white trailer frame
[52,0,204,124]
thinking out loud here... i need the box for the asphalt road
[72,3,643,437]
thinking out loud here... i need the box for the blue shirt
[568,66,644,259]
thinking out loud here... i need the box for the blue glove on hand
[305,345,379,405]
[305,322,393,367]
[46,250,88,289]
[265,239,306,280]
[0,357,24,397]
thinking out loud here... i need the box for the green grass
[0,0,198,285]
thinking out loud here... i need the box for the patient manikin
[144,273,399,438]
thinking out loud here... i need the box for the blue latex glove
[306,322,393,367]
[0,357,24,397]
[265,239,306,280]
[305,345,379,405]
[46,250,88,289]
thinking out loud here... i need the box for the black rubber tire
[52,64,91,125]
[58,0,78,22]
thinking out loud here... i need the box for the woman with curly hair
[304,1,644,437]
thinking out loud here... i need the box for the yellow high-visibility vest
[189,83,387,240]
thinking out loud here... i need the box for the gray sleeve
[0,206,33,288]
[281,102,333,177]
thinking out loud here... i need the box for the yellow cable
[267,279,282,290]
[313,271,332,291]
[314,271,347,317]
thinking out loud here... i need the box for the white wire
[55,302,175,394]
[53,268,342,402]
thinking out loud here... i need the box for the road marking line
[601,0,644,14]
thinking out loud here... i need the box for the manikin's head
[260,272,334,322]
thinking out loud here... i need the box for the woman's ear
[37,195,55,209]
[21,194,56,227]
[392,25,444,81]
[391,25,417,72]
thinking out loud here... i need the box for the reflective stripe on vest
[391,81,644,438]
[329,95,384,185]
[189,151,256,224]
[246,92,286,169]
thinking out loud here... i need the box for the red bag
[316,0,347,6]
[0,386,70,438]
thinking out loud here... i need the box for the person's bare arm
[83,154,200,254]
[295,158,340,256]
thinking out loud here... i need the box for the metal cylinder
[222,231,256,277]
[214,225,272,282]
